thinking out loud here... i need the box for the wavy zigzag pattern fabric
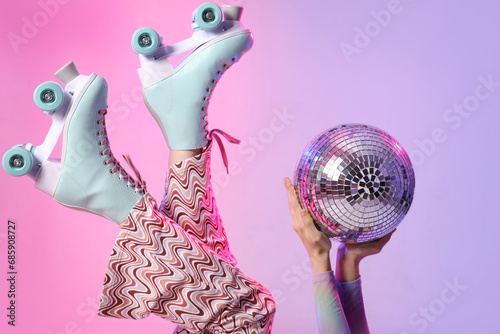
[160,148,237,266]
[162,148,241,333]
[98,193,275,333]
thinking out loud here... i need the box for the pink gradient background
[1,0,499,333]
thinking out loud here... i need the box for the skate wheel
[132,27,161,55]
[33,81,64,113]
[2,146,34,177]
[193,2,223,31]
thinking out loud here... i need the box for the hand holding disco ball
[293,124,415,244]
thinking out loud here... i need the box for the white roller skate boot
[3,62,146,224]
[131,2,253,152]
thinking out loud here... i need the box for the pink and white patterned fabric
[98,148,275,333]
[160,147,237,266]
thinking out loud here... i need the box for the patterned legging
[98,144,275,333]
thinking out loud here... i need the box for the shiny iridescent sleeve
[312,271,350,334]
[336,278,370,334]
[312,272,370,334]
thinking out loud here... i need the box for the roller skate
[2,62,145,224]
[130,2,253,151]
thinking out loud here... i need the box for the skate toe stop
[223,5,243,21]
[55,61,80,85]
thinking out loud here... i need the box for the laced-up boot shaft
[51,74,146,224]
[141,32,253,151]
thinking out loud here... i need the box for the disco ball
[294,124,415,243]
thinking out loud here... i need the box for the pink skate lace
[206,129,240,174]
[97,109,146,193]
[122,154,147,193]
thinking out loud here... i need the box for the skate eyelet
[212,80,216,84]
[232,58,236,62]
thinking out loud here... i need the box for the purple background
[1,0,498,333]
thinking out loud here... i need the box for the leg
[3,62,145,225]
[161,142,237,266]
[98,193,275,333]
[135,1,254,268]
[169,149,202,167]
[4,60,274,333]
[164,144,240,334]
[129,5,271,330]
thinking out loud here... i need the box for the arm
[335,229,395,334]
[285,178,350,334]
[285,177,395,334]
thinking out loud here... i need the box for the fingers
[367,228,396,252]
[284,177,322,233]
[284,178,302,222]
[284,177,299,209]
[379,228,396,244]
[284,177,302,228]
[300,209,315,228]
[284,177,332,257]
[386,228,396,240]
[284,178,316,231]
